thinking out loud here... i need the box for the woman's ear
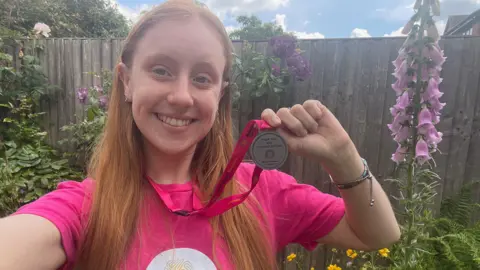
[118,62,132,101]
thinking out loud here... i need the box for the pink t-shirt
[13,162,345,269]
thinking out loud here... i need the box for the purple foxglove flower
[76,88,88,104]
[422,77,443,101]
[392,144,408,163]
[99,95,109,109]
[394,126,410,143]
[392,74,413,96]
[417,108,434,135]
[425,126,443,145]
[415,138,431,165]
[423,43,446,66]
[430,109,440,124]
[393,59,408,79]
[388,113,410,133]
[269,35,296,59]
[394,91,410,112]
[286,52,312,81]
[429,97,446,112]
[393,51,406,69]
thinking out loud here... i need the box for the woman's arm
[0,214,66,270]
[261,100,400,251]
[318,148,400,250]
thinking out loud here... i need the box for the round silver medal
[250,131,288,170]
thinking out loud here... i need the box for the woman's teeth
[157,114,192,127]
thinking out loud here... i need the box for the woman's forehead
[133,16,226,66]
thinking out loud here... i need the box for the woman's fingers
[289,104,318,133]
[277,107,308,137]
[261,108,282,128]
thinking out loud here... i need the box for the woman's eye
[152,66,171,77]
[193,75,211,85]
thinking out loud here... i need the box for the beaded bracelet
[330,158,375,207]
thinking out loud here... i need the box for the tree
[0,0,130,38]
[229,15,286,41]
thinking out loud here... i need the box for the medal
[250,131,288,170]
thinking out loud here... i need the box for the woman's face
[120,16,226,156]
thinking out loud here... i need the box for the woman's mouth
[156,114,194,127]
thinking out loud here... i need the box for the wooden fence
[5,36,480,269]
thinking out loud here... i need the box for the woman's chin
[147,139,198,157]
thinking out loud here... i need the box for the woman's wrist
[324,146,365,185]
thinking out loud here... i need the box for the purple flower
[393,50,406,69]
[394,126,410,143]
[286,52,312,81]
[415,138,431,165]
[99,95,109,109]
[423,125,443,146]
[271,64,281,77]
[393,91,410,113]
[393,59,408,79]
[94,85,103,93]
[392,144,408,163]
[76,88,88,104]
[388,113,410,134]
[269,35,297,59]
[422,77,443,101]
[417,107,434,134]
[423,43,446,66]
[429,97,446,112]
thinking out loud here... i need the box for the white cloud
[275,14,287,31]
[293,31,325,39]
[115,2,152,23]
[272,14,325,39]
[304,21,310,26]
[205,0,289,16]
[350,28,372,38]
[384,26,406,37]
[384,20,447,37]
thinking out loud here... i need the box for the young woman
[0,1,400,269]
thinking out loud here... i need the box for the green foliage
[0,37,54,105]
[0,0,130,38]
[424,182,480,269]
[0,97,82,217]
[229,15,286,41]
[230,41,290,108]
[60,70,111,164]
[0,35,82,217]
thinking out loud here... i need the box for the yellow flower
[286,253,297,262]
[310,268,315,270]
[346,249,358,259]
[327,264,342,270]
[378,248,390,257]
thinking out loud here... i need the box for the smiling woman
[0,0,400,270]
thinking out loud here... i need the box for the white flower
[33,23,51,38]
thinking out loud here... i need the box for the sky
[114,0,480,39]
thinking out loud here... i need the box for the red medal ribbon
[146,119,276,217]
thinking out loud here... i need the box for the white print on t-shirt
[146,248,216,270]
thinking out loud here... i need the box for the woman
[0,1,400,269]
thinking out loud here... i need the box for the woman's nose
[166,75,194,108]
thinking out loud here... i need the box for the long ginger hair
[75,1,275,269]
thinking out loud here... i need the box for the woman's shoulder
[13,178,95,220]
[236,162,296,187]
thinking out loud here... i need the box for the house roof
[445,15,469,33]
[444,9,480,35]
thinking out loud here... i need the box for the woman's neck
[143,143,196,185]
